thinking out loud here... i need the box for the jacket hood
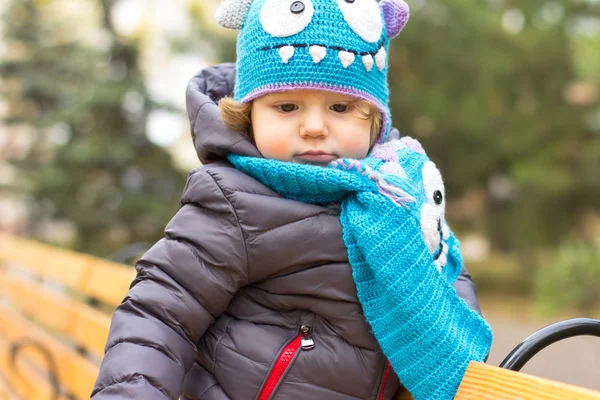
[186,63,262,164]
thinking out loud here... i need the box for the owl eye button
[433,190,443,205]
[290,1,305,13]
[344,0,355,3]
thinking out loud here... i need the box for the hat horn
[215,0,253,30]
[380,0,409,38]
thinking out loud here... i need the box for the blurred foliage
[467,253,533,297]
[175,1,236,62]
[387,0,600,252]
[534,241,600,314]
[0,0,186,256]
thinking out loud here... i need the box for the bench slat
[0,233,92,290]
[0,271,111,359]
[0,305,99,400]
[84,261,135,307]
[394,389,413,400]
[0,366,22,400]
[456,361,600,399]
[0,271,74,335]
[71,302,112,358]
[393,362,600,400]
[0,233,135,307]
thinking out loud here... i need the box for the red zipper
[378,361,392,400]
[257,335,302,400]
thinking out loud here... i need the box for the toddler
[92,1,492,399]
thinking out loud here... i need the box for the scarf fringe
[330,158,415,207]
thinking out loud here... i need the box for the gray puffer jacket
[91,63,482,400]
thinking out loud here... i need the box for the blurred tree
[0,0,186,256]
[535,241,600,314]
[176,1,236,63]
[387,0,600,255]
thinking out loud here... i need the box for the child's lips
[297,151,336,164]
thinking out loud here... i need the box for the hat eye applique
[336,0,383,43]
[260,0,315,37]
[422,161,445,210]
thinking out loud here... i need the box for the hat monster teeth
[375,47,387,71]
[275,45,383,71]
[338,51,355,68]
[279,45,295,63]
[362,54,374,71]
[309,45,327,63]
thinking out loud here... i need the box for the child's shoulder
[184,161,280,201]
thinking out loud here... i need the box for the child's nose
[300,109,328,138]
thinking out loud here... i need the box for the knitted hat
[215,0,410,141]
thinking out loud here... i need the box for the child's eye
[331,104,350,113]
[277,104,298,112]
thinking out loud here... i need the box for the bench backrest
[0,233,135,399]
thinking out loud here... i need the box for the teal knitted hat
[215,0,410,141]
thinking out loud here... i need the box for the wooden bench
[1,233,599,399]
[0,233,135,399]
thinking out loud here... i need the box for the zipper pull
[300,325,315,350]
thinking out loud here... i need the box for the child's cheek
[343,129,372,158]
[256,133,294,161]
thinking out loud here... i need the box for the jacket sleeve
[453,265,482,315]
[91,168,248,400]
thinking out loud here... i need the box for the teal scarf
[228,137,493,400]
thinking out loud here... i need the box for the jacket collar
[186,63,262,164]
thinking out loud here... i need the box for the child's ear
[215,0,253,30]
[380,0,410,38]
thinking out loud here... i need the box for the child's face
[251,90,373,166]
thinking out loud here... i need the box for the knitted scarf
[228,137,493,400]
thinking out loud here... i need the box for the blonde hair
[218,96,382,144]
